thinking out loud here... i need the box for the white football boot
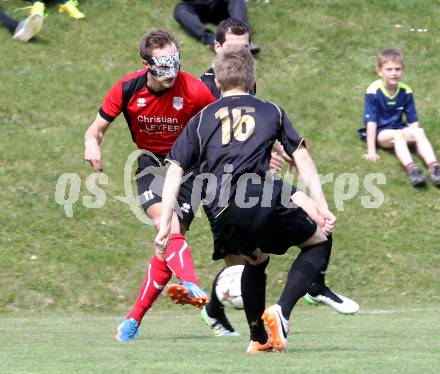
[305,288,359,314]
[13,14,43,42]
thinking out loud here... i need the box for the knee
[412,127,426,139]
[391,130,406,143]
[173,3,187,20]
[300,227,327,247]
[301,241,330,271]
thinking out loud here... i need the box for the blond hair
[213,44,256,92]
[377,48,405,68]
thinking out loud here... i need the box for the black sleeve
[98,108,116,122]
[167,113,201,171]
[278,108,304,156]
[200,71,221,99]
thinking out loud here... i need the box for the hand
[270,144,295,175]
[84,139,103,171]
[154,225,171,256]
[317,206,336,235]
[269,152,284,172]
[363,152,380,161]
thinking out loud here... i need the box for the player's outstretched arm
[84,113,111,172]
[155,162,184,255]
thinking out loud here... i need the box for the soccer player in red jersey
[84,29,216,342]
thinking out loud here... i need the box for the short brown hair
[216,17,251,45]
[377,48,404,68]
[213,45,256,92]
[139,28,179,60]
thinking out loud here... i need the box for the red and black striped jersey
[99,69,216,156]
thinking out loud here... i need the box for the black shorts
[136,152,198,228]
[210,179,317,260]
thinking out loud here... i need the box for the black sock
[309,235,332,295]
[241,257,269,343]
[278,240,329,320]
[0,11,19,34]
[205,268,226,318]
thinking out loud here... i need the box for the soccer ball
[215,265,244,310]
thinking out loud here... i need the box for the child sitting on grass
[359,47,440,187]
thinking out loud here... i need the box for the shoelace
[123,321,138,336]
[409,165,422,174]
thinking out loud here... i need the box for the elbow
[294,147,312,166]
[168,162,184,177]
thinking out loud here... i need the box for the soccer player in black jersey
[200,18,256,99]
[156,46,348,353]
[199,18,358,339]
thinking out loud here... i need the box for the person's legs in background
[174,2,216,48]
[0,9,42,42]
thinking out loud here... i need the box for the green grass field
[1,0,440,371]
[1,307,439,373]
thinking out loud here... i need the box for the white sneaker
[13,14,43,42]
[306,288,359,315]
[262,304,289,353]
[200,307,240,337]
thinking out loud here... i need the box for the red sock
[428,161,438,170]
[126,256,172,323]
[165,233,200,285]
[405,162,414,172]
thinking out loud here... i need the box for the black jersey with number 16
[167,93,304,219]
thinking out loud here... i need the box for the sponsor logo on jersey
[137,98,147,107]
[181,202,191,213]
[173,96,184,110]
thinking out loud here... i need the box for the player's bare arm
[292,145,336,235]
[271,142,332,232]
[363,121,380,161]
[84,113,111,172]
